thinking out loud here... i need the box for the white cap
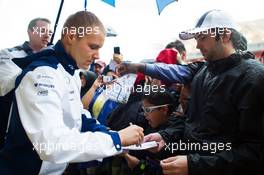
[179,9,237,40]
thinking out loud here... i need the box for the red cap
[135,72,145,85]
[156,48,178,64]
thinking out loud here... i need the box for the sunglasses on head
[142,104,169,113]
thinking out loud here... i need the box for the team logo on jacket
[37,90,48,96]
[0,57,9,61]
[36,74,54,79]
[68,90,75,101]
[34,83,55,88]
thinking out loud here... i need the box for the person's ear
[181,51,187,60]
[65,33,77,45]
[27,29,33,39]
[161,106,169,114]
[222,29,232,43]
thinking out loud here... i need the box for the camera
[114,46,120,54]
[103,75,113,83]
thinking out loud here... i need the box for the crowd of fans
[0,9,264,175]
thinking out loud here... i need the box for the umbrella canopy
[102,0,177,15]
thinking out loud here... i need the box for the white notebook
[123,141,158,151]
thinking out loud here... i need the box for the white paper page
[123,141,158,151]
[104,73,137,103]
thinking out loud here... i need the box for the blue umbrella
[101,0,116,7]
[156,0,178,15]
[102,0,177,15]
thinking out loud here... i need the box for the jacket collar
[22,41,34,55]
[207,52,243,74]
[54,40,78,75]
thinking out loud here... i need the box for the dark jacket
[131,114,185,175]
[107,92,148,130]
[0,42,35,149]
[145,52,264,175]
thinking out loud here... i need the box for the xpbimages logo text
[103,84,166,96]
[164,140,232,154]
[32,142,97,153]
[180,27,232,38]
[32,25,101,37]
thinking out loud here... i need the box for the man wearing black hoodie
[118,9,264,175]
